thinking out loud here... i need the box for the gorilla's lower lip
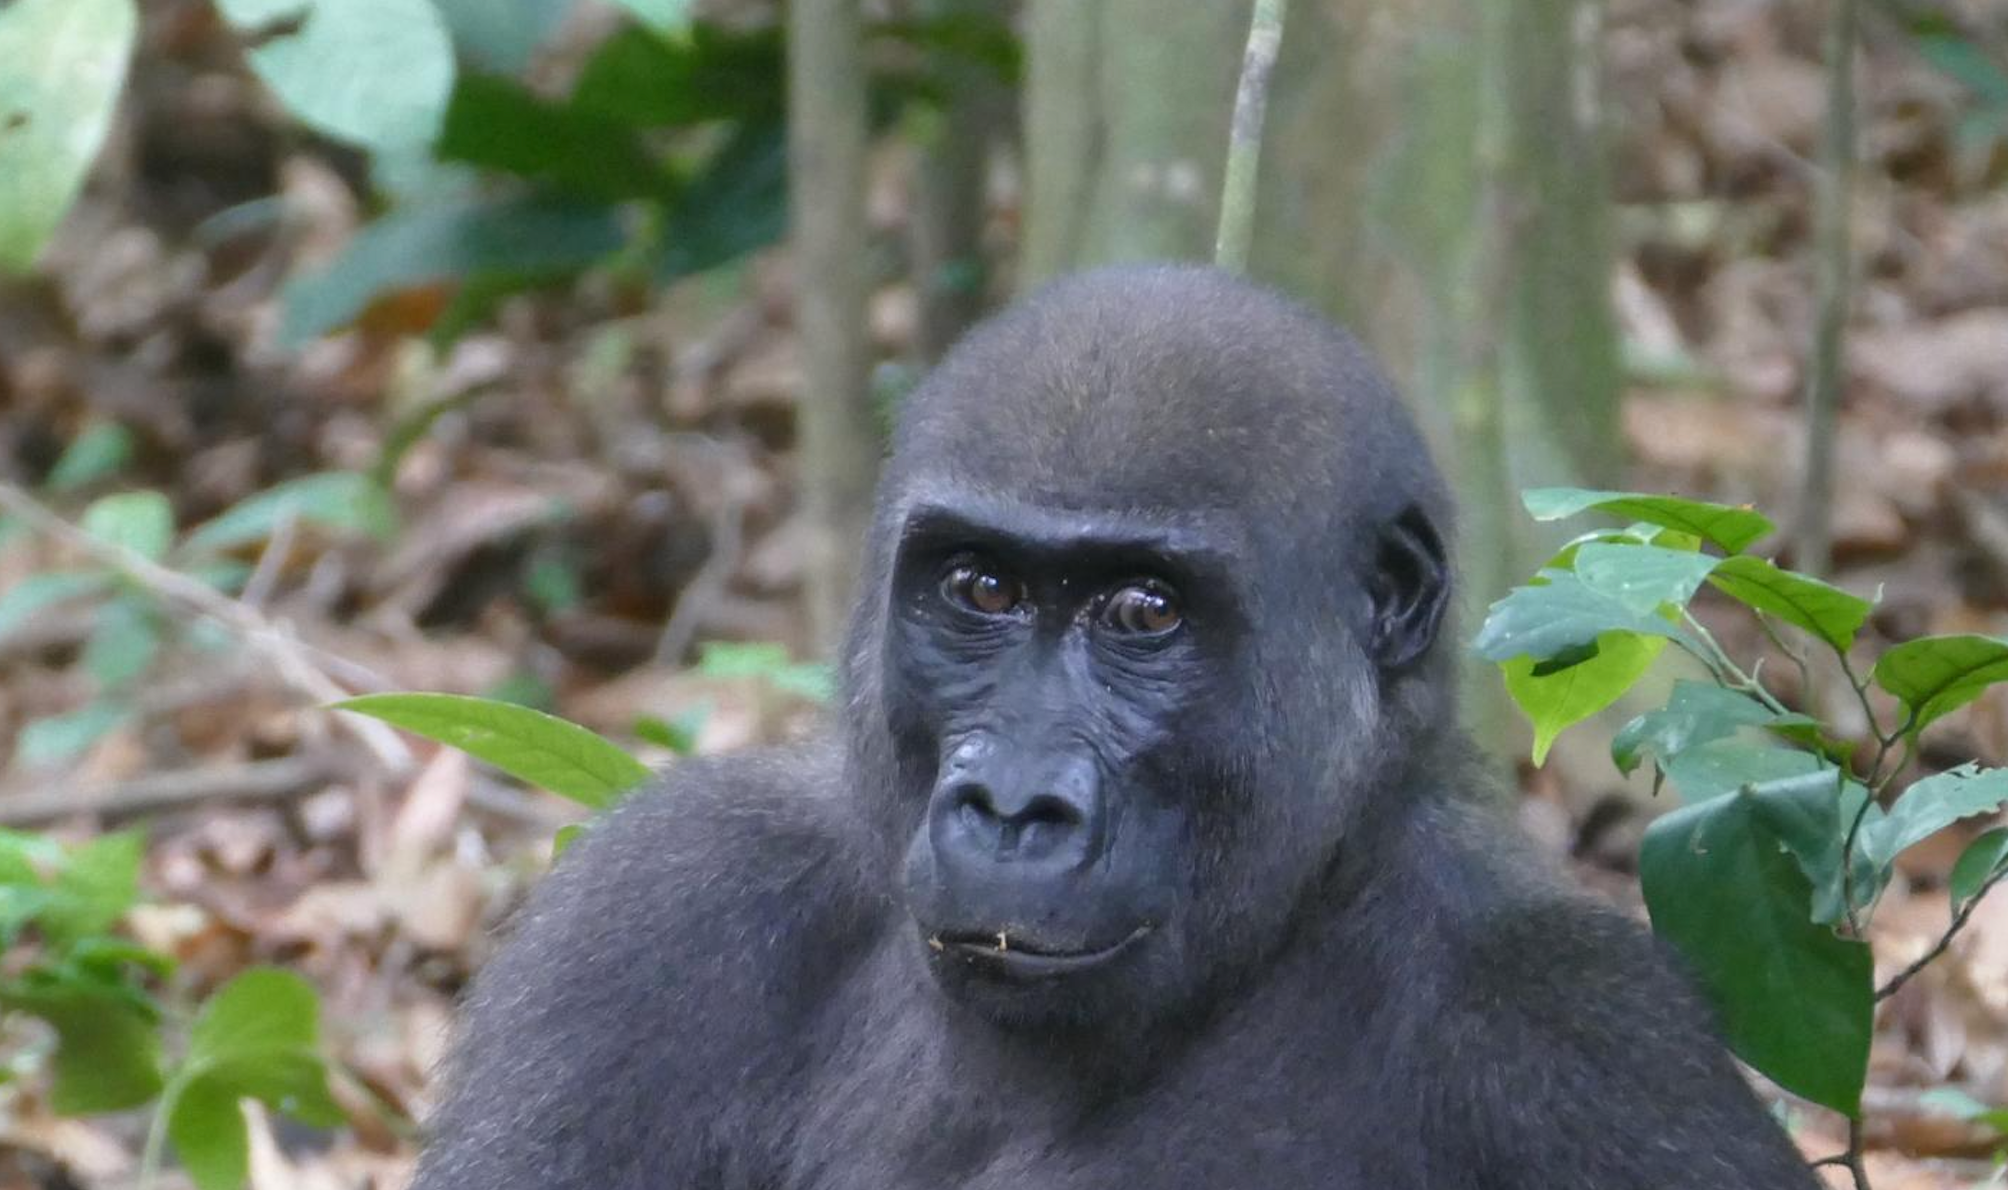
[930,925,1151,978]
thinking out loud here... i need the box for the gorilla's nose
[931,762,1098,874]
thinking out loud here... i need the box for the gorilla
[413,265,1820,1189]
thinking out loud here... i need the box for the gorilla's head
[841,265,1453,1034]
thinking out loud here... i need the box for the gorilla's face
[847,266,1453,1036]
[882,493,1244,1029]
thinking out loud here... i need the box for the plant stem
[1214,0,1288,272]
[1797,0,1860,578]
[1877,865,2008,1002]
[1679,612,1791,715]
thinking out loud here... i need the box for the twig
[654,492,746,668]
[1214,0,1288,272]
[1752,611,1814,701]
[0,482,411,772]
[0,755,337,826]
[1796,0,1860,578]
[1876,865,2008,1002]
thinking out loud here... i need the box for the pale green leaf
[334,693,651,808]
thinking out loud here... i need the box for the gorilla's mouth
[928,924,1152,978]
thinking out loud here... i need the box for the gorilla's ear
[1368,506,1449,671]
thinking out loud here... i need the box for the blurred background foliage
[1,0,2007,1186]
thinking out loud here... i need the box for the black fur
[413,265,1819,1189]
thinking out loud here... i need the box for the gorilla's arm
[1447,902,1821,1189]
[410,747,860,1190]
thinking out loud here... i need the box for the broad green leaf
[432,0,571,72]
[1611,681,1780,776]
[1873,634,2008,738]
[45,421,134,492]
[1571,542,1721,616]
[1472,571,1686,664]
[0,980,161,1112]
[83,597,160,689]
[187,968,321,1072]
[1503,631,1665,766]
[572,25,785,127]
[611,0,692,32]
[1640,790,1873,1116]
[185,472,396,553]
[1951,828,2008,905]
[167,1079,249,1190]
[15,701,134,768]
[1864,765,2008,867]
[280,194,624,345]
[223,0,455,153]
[0,0,138,272]
[658,120,789,282]
[1521,487,1774,554]
[552,823,584,858]
[37,830,143,948]
[335,693,651,808]
[437,74,668,201]
[0,572,108,641]
[1744,768,1885,926]
[1662,738,1825,804]
[82,490,174,561]
[1707,555,1874,652]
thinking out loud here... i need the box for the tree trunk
[1019,0,1623,757]
[788,0,879,654]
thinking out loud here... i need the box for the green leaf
[436,74,668,201]
[1662,738,1825,804]
[279,194,624,345]
[185,472,396,553]
[15,701,134,768]
[1611,680,1779,776]
[572,25,785,127]
[166,1079,249,1190]
[610,0,691,32]
[1707,555,1874,653]
[38,830,143,948]
[1873,634,2008,738]
[695,642,835,703]
[1472,571,1687,664]
[1571,542,1721,616]
[82,490,174,561]
[633,706,706,756]
[1744,768,1885,926]
[0,572,108,641]
[0,0,138,273]
[1640,789,1873,1116]
[334,693,651,808]
[1522,487,1775,554]
[222,0,456,153]
[174,967,342,1121]
[552,823,584,858]
[45,421,134,492]
[83,597,160,689]
[1503,631,1665,766]
[0,979,162,1112]
[1951,828,2008,905]
[658,120,790,282]
[1864,765,2008,868]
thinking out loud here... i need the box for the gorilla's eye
[1101,581,1182,636]
[941,560,1025,617]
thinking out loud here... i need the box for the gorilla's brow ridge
[897,494,1245,575]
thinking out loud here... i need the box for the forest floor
[4,0,2008,1186]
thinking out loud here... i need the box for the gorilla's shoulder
[473,741,883,1030]
[540,740,874,931]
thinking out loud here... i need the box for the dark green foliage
[1477,486,2008,1121]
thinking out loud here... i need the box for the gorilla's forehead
[890,265,1419,521]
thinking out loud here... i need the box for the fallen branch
[0,482,411,772]
[0,754,337,827]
